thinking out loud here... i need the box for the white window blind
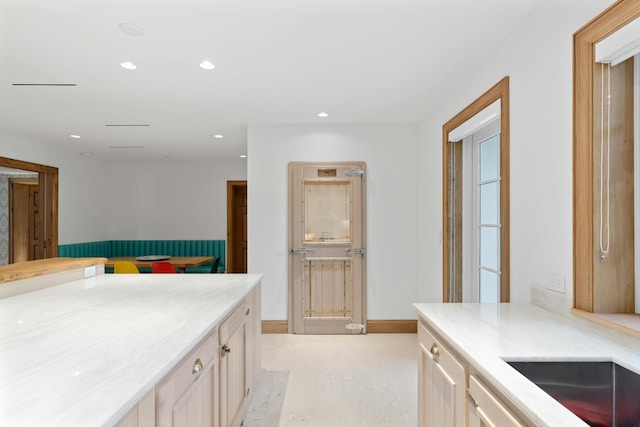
[448,100,500,143]
[595,16,640,66]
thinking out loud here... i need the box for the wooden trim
[573,0,640,312]
[367,320,417,334]
[260,320,417,334]
[0,156,58,174]
[261,321,288,334]
[442,77,510,302]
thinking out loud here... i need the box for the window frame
[573,0,640,313]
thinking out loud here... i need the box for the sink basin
[506,361,640,427]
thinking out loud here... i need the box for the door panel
[289,162,366,334]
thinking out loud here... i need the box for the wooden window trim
[442,77,510,302]
[573,0,640,312]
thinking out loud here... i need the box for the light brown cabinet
[418,319,525,427]
[156,331,220,427]
[467,375,524,427]
[115,283,261,427]
[418,321,466,427]
[219,299,252,427]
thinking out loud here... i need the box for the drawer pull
[192,358,203,375]
[246,307,250,316]
[222,344,231,356]
[429,343,439,357]
[466,388,479,408]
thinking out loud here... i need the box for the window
[573,0,640,316]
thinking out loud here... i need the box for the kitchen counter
[414,303,640,426]
[0,273,262,426]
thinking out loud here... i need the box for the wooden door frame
[442,77,510,303]
[1,157,58,261]
[226,180,247,273]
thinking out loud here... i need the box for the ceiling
[0,0,542,163]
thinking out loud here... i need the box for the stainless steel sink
[506,361,640,427]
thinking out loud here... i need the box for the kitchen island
[415,302,640,426]
[0,267,261,426]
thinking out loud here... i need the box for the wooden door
[9,179,38,263]
[288,162,367,334]
[227,181,247,273]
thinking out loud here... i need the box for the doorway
[9,178,39,263]
[227,181,248,273]
[0,157,58,265]
[288,162,367,334]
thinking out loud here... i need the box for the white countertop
[0,273,262,427]
[414,303,640,427]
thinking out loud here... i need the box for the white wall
[417,0,616,304]
[108,161,247,239]
[0,131,110,244]
[247,124,419,320]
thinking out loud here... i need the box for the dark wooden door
[227,181,247,273]
[10,179,39,263]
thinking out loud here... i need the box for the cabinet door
[157,332,219,427]
[467,375,524,427]
[418,322,466,427]
[219,300,250,427]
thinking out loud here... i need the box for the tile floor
[243,333,418,427]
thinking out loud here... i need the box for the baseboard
[367,320,417,333]
[260,320,417,334]
[261,320,288,334]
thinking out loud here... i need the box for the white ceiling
[0,0,541,162]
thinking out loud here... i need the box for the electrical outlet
[84,266,96,278]
[546,273,566,294]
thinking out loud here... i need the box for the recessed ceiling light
[118,23,144,37]
[70,134,81,139]
[240,155,247,158]
[318,112,328,118]
[120,61,137,70]
[80,152,95,157]
[200,61,215,70]
[214,134,223,139]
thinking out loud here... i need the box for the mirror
[0,157,58,265]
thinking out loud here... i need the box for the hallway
[244,333,418,427]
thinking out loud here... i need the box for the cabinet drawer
[157,330,219,403]
[220,300,248,344]
[468,375,525,427]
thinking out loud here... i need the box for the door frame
[226,180,247,273]
[442,77,510,302]
[1,156,58,261]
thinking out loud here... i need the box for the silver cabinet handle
[192,358,203,375]
[430,343,439,357]
[221,344,231,356]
